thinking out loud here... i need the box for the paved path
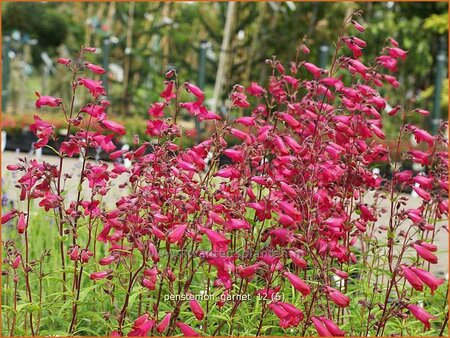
[1,151,448,277]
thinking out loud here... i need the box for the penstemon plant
[1,11,448,337]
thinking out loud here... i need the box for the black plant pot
[4,131,124,162]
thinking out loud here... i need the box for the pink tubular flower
[129,314,155,337]
[268,302,303,329]
[231,91,250,108]
[81,103,106,119]
[311,317,332,337]
[279,182,296,197]
[407,304,437,329]
[189,297,204,320]
[320,77,344,91]
[406,209,423,224]
[57,57,71,65]
[237,263,261,279]
[388,47,408,60]
[303,62,323,78]
[146,119,169,137]
[387,105,401,116]
[395,170,413,183]
[324,215,346,229]
[85,62,106,74]
[2,210,17,224]
[409,150,430,166]
[389,38,400,47]
[99,255,117,265]
[142,267,158,290]
[246,82,265,96]
[376,55,398,72]
[215,167,241,179]
[412,244,438,264]
[401,265,423,291]
[68,245,80,261]
[410,267,445,294]
[156,312,172,333]
[102,120,126,135]
[278,200,302,220]
[331,268,348,279]
[29,115,55,148]
[289,251,307,269]
[327,287,350,308]
[223,149,245,162]
[283,75,299,89]
[319,316,346,336]
[110,150,124,160]
[418,241,437,252]
[60,140,80,157]
[12,255,21,269]
[411,128,435,147]
[148,102,166,117]
[160,81,176,101]
[83,47,96,53]
[411,186,431,202]
[384,74,399,87]
[78,77,106,97]
[351,19,365,32]
[413,175,434,189]
[225,218,251,231]
[235,116,256,127]
[344,37,363,58]
[283,272,310,296]
[17,213,26,234]
[184,82,204,103]
[177,322,199,336]
[201,228,229,253]
[279,112,300,128]
[415,109,430,116]
[369,123,385,140]
[230,127,250,142]
[35,92,62,109]
[89,269,112,280]
[274,135,289,154]
[167,224,187,243]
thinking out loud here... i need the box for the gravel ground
[1,150,448,277]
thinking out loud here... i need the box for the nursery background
[1,1,449,337]
[1,1,448,144]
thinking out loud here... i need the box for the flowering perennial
[2,12,448,337]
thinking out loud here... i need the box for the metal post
[2,36,11,112]
[431,37,447,135]
[196,40,208,142]
[318,44,330,69]
[101,37,110,94]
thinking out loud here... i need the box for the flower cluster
[2,13,448,337]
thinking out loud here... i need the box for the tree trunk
[122,2,136,116]
[211,2,238,114]
[160,2,172,73]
